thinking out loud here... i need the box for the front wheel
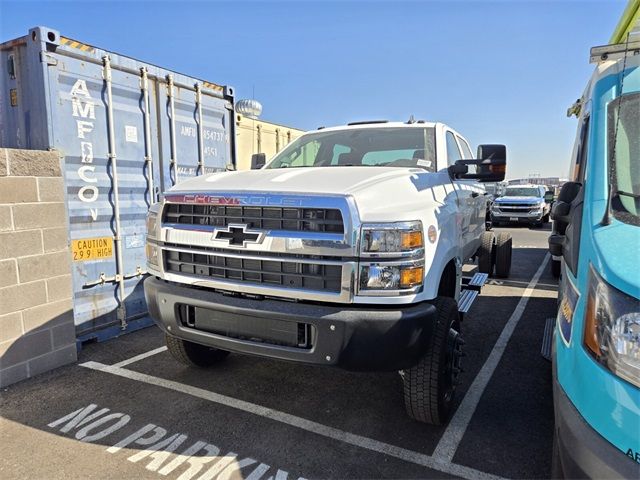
[165,334,230,368]
[401,297,463,425]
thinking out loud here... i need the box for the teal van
[547,10,640,478]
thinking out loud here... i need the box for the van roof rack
[346,120,388,126]
[590,37,640,64]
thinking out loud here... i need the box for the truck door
[446,131,475,260]
[457,135,485,248]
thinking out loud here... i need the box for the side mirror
[450,144,507,182]
[251,153,266,170]
[544,191,555,203]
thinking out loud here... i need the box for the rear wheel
[494,232,512,278]
[165,334,230,368]
[402,297,463,425]
[477,231,495,275]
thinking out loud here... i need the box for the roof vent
[235,99,263,119]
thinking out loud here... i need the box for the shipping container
[235,114,304,170]
[0,26,236,342]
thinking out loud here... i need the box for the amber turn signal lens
[584,290,601,357]
[400,266,424,288]
[400,231,423,250]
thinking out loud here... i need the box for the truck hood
[168,166,454,221]
[173,167,423,195]
[494,196,542,203]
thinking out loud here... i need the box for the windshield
[608,92,640,223]
[503,187,541,197]
[265,127,437,171]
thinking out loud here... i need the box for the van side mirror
[251,153,266,170]
[544,191,555,203]
[449,144,507,182]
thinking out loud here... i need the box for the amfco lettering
[48,403,306,480]
[70,78,99,221]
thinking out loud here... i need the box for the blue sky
[0,0,626,179]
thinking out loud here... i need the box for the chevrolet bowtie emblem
[213,224,264,247]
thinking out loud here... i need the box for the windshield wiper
[616,190,640,199]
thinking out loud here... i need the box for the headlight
[146,204,159,239]
[584,265,640,388]
[360,263,424,291]
[146,204,161,267]
[145,243,159,267]
[360,221,423,256]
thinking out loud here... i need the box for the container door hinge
[40,52,58,66]
[82,267,147,288]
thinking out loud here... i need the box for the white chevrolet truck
[144,120,512,425]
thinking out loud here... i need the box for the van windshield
[608,92,640,224]
[265,127,437,171]
[503,187,540,197]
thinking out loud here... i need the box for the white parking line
[112,346,167,368]
[80,361,508,480]
[432,253,550,462]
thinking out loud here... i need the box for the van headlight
[584,265,640,388]
[360,221,423,256]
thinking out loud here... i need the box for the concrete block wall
[0,148,77,388]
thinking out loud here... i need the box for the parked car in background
[490,184,553,227]
[546,18,640,478]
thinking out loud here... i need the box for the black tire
[551,259,561,278]
[165,334,230,368]
[402,297,463,425]
[477,231,495,275]
[494,232,512,278]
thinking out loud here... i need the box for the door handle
[471,192,480,198]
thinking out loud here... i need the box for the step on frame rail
[458,272,488,314]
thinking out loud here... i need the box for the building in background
[507,177,568,188]
[234,99,304,170]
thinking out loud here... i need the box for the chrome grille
[164,250,342,293]
[164,204,344,233]
[496,202,537,212]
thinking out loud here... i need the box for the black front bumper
[144,277,437,371]
[552,359,639,479]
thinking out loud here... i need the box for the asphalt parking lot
[0,226,559,480]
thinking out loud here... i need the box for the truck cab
[144,120,510,425]
[547,29,640,477]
